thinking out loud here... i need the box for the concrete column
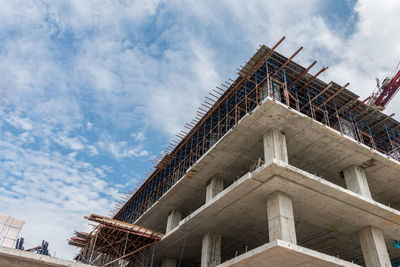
[162,258,177,267]
[206,177,224,202]
[166,210,182,234]
[201,232,221,267]
[343,166,372,199]
[359,226,391,267]
[263,128,288,164]
[267,191,296,244]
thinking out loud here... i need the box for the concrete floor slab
[217,240,361,267]
[0,246,91,267]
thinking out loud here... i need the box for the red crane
[367,61,400,110]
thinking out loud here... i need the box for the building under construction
[70,37,400,267]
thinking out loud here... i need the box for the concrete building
[73,38,400,266]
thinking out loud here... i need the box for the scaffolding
[0,214,24,248]
[114,37,400,229]
[69,214,163,266]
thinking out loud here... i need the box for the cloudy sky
[1,0,400,260]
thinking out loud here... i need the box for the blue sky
[1,0,400,260]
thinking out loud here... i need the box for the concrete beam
[206,177,224,202]
[267,191,296,244]
[263,128,288,164]
[161,258,177,267]
[201,232,221,267]
[343,166,372,199]
[359,226,391,267]
[166,210,182,234]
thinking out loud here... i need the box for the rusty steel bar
[271,46,303,78]
[292,60,317,85]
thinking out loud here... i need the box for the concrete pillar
[343,166,372,199]
[166,210,182,234]
[162,258,177,267]
[263,128,288,164]
[359,226,391,267]
[267,191,296,244]
[201,232,221,267]
[206,177,223,202]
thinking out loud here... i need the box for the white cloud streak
[0,131,121,258]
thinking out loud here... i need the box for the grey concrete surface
[267,191,296,244]
[263,128,288,164]
[217,240,361,267]
[359,226,391,267]
[206,177,224,203]
[343,166,372,199]
[0,246,90,267]
[166,210,182,234]
[201,232,221,267]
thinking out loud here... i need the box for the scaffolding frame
[114,37,400,227]
[69,214,162,266]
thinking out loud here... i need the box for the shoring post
[217,107,221,138]
[366,121,376,149]
[391,127,397,145]
[293,85,300,111]
[321,94,329,125]
[89,231,99,264]
[264,61,269,100]
[385,125,394,152]
[306,87,313,118]
[283,69,289,106]
[354,116,362,143]
[210,114,213,135]
[235,88,238,124]
[244,83,248,112]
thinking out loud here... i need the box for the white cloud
[53,134,86,151]
[106,141,149,160]
[0,133,122,259]
[86,122,93,131]
[130,132,145,141]
[3,112,33,131]
[87,145,99,156]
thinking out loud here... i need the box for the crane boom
[374,69,400,108]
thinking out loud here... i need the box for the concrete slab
[0,246,91,267]
[217,240,361,267]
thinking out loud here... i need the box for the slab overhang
[217,240,361,267]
